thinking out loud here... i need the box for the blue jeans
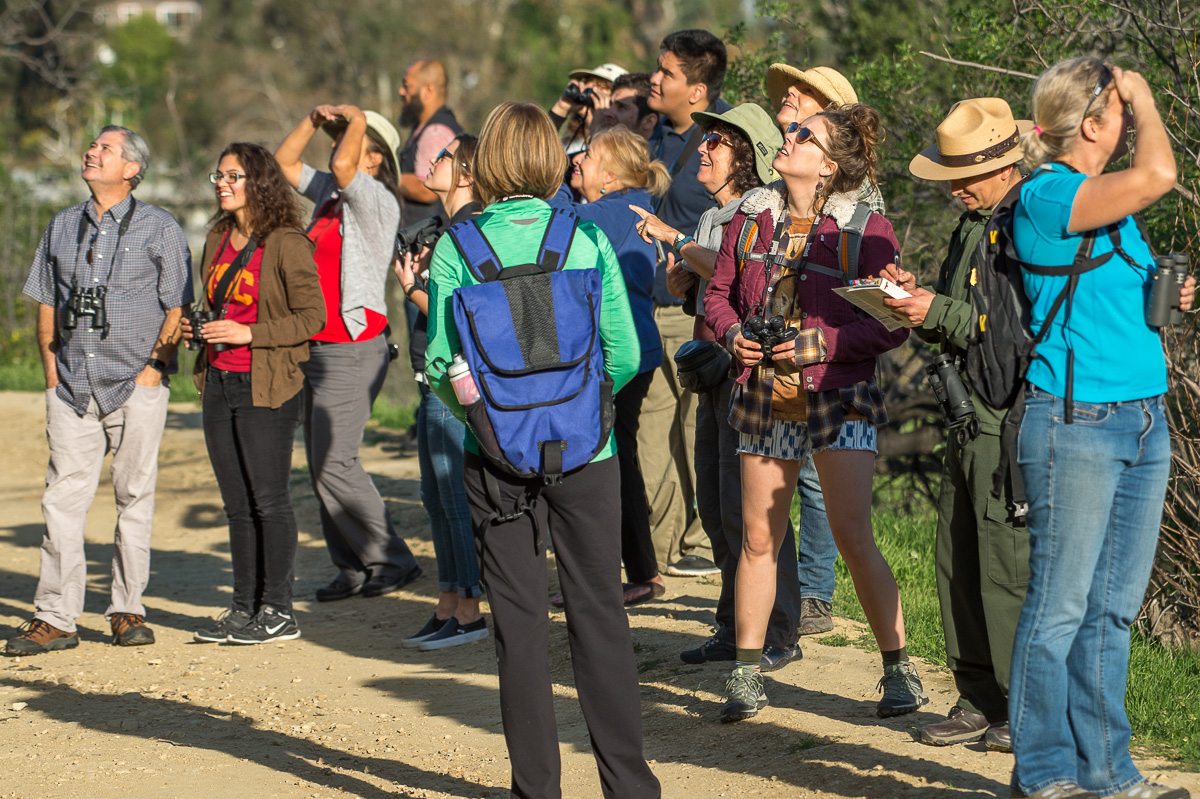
[417,385,483,598]
[1009,386,1170,796]
[796,458,837,604]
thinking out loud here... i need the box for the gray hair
[99,125,150,189]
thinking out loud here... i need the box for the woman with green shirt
[424,101,659,799]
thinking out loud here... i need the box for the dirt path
[0,390,1195,799]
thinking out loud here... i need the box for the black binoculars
[63,285,109,339]
[926,353,979,441]
[396,216,445,261]
[1147,252,1190,328]
[563,82,596,107]
[186,309,228,353]
[742,315,799,353]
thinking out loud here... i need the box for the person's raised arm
[328,105,368,190]
[1068,68,1177,233]
[276,106,338,188]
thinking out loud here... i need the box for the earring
[600,188,606,195]
[815,179,824,193]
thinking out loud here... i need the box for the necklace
[500,194,534,203]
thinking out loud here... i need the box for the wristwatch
[147,358,167,373]
[673,233,694,254]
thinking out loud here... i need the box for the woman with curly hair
[186,142,326,644]
[705,105,927,722]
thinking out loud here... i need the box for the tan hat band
[938,129,1020,168]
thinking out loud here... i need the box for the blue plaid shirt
[23,194,193,415]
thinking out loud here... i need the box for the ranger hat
[691,103,784,186]
[909,97,1033,181]
[568,63,627,84]
[321,110,402,177]
[766,64,858,114]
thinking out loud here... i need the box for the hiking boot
[760,643,801,672]
[985,721,1012,752]
[418,617,489,651]
[1103,781,1190,799]
[680,635,736,664]
[110,614,155,647]
[919,705,989,745]
[876,660,929,718]
[719,666,768,722]
[666,555,720,577]
[798,597,834,635]
[193,608,252,643]
[1011,783,1100,798]
[5,619,79,655]
[226,607,300,644]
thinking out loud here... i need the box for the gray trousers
[35,383,169,632]
[301,337,417,584]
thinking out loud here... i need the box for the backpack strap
[736,218,761,273]
[838,202,874,285]
[448,219,503,282]
[535,208,577,274]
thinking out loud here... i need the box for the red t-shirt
[309,201,388,343]
[206,234,262,372]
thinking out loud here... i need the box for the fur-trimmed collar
[737,181,860,229]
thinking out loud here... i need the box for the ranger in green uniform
[881,98,1034,752]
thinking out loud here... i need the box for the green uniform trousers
[935,428,1030,722]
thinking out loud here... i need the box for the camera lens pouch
[674,340,732,393]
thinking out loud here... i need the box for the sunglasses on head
[701,131,732,150]
[784,123,832,158]
[1080,63,1114,123]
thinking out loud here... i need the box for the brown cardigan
[192,226,326,408]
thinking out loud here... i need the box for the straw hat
[321,110,402,177]
[909,98,1033,181]
[691,103,784,186]
[568,63,627,84]
[766,64,858,114]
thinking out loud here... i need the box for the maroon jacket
[704,188,909,392]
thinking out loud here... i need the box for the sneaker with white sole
[226,607,300,644]
[1103,781,1190,799]
[1011,782,1100,798]
[402,614,446,649]
[418,617,488,651]
[666,555,720,576]
[193,608,252,643]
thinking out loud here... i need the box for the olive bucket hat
[690,103,784,185]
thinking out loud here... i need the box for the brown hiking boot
[5,619,79,655]
[798,597,834,635]
[920,705,989,745]
[110,614,155,647]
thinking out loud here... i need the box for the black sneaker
[666,555,720,577]
[402,614,448,649]
[760,643,801,672]
[680,635,736,664]
[226,607,300,644]
[193,608,252,643]
[720,666,768,722]
[876,660,929,717]
[418,617,489,651]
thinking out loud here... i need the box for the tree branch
[919,51,1038,79]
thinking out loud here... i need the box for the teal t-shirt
[1013,163,1166,402]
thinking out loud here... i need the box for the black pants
[203,369,302,614]
[463,451,660,799]
[614,370,658,583]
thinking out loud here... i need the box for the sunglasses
[784,123,832,159]
[1080,63,1114,123]
[433,147,468,170]
[209,171,246,185]
[701,132,732,150]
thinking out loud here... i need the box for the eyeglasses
[701,132,732,150]
[784,123,835,160]
[209,172,246,185]
[433,148,468,170]
[1080,63,1114,124]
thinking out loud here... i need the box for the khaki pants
[637,306,710,571]
[35,384,169,632]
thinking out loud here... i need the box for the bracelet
[673,234,694,255]
[403,283,420,299]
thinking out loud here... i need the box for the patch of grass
[817,633,852,647]
[370,397,418,430]
[1126,632,1200,768]
[787,733,835,753]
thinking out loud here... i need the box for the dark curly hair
[210,142,305,239]
[812,104,883,201]
[708,120,763,198]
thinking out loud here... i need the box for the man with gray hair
[7,125,192,655]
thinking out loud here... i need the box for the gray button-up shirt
[23,194,193,416]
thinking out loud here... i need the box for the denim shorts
[737,418,877,460]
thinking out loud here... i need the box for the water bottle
[448,354,481,406]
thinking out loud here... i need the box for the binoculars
[396,216,445,261]
[563,82,596,107]
[186,309,228,353]
[63,285,109,339]
[742,315,799,353]
[1147,252,1190,328]
[926,353,979,441]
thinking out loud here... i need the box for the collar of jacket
[737,180,861,229]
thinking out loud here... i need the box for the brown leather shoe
[110,614,155,647]
[985,721,1012,752]
[919,705,989,745]
[798,597,834,635]
[5,619,79,655]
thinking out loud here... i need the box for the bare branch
[919,51,1038,80]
